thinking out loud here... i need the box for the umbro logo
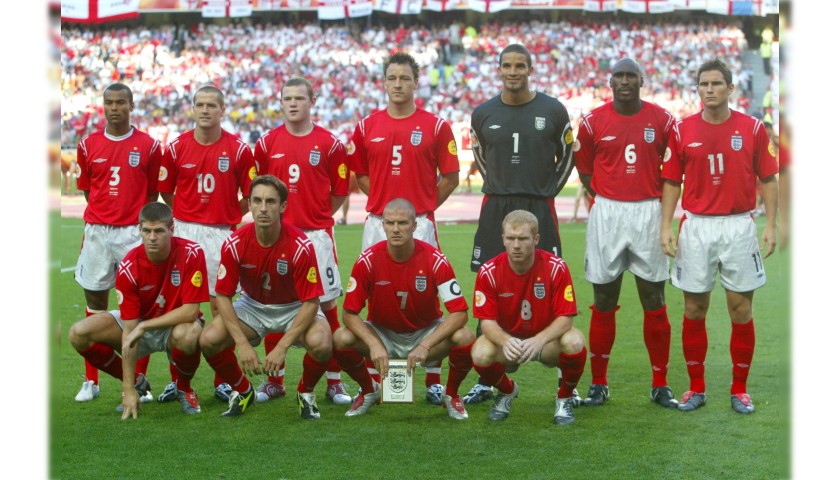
[93,158,107,163]
[688,142,703,148]
[600,136,616,141]
[140,285,155,291]
[500,292,514,298]
[376,281,391,286]
[372,137,386,142]
[184,164,197,168]
[271,154,285,158]
[489,125,501,129]
[242,264,256,269]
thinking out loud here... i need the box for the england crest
[731,136,743,152]
[534,282,545,299]
[218,156,230,172]
[128,151,141,167]
[535,117,546,130]
[389,370,407,393]
[276,259,288,275]
[171,269,181,286]
[411,130,422,146]
[644,128,655,143]
[473,246,481,259]
[309,150,321,166]
[415,275,427,292]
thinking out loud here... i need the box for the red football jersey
[215,221,323,305]
[158,129,256,227]
[347,109,460,215]
[662,110,778,215]
[473,249,577,339]
[576,101,674,201]
[115,237,209,322]
[76,128,162,226]
[254,124,349,230]
[343,240,468,334]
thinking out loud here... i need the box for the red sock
[323,307,342,386]
[557,348,587,398]
[135,355,150,377]
[364,358,382,384]
[80,343,123,380]
[445,344,473,396]
[84,307,100,384]
[643,305,672,388]
[588,305,619,385]
[682,316,707,393]
[298,353,329,393]
[472,362,514,394]
[730,319,755,395]
[169,362,178,382]
[171,348,201,393]
[204,344,251,393]
[263,332,286,385]
[334,348,375,394]
[424,361,442,387]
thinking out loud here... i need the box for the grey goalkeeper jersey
[470,91,575,197]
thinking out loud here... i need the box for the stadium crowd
[61,16,754,150]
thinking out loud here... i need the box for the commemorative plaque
[380,359,414,403]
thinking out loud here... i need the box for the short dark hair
[283,76,314,99]
[193,85,225,106]
[499,44,532,69]
[249,174,288,203]
[383,52,419,81]
[104,82,133,103]
[139,202,173,226]
[383,198,416,221]
[697,59,733,86]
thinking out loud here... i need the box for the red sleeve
[472,265,498,320]
[343,254,371,314]
[433,253,468,313]
[214,234,241,297]
[661,132,683,184]
[76,137,90,191]
[550,262,578,319]
[237,143,256,199]
[158,141,177,194]
[347,122,368,175]
[181,244,210,304]
[116,261,140,321]
[253,133,269,174]
[574,115,596,176]
[436,121,460,175]
[292,240,323,303]
[146,140,163,199]
[329,137,350,197]
[754,123,779,180]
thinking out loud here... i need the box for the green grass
[52,215,790,479]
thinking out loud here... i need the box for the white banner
[374,0,422,14]
[622,0,674,13]
[61,0,140,23]
[669,0,706,9]
[423,0,455,11]
[467,0,512,13]
[318,0,373,19]
[202,0,253,17]
[582,0,617,12]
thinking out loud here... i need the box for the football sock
[263,332,286,385]
[425,363,442,387]
[298,353,329,394]
[204,344,251,394]
[473,362,514,394]
[445,344,473,396]
[80,343,123,380]
[171,347,201,393]
[84,307,101,384]
[730,319,756,395]
[643,305,672,388]
[682,316,708,393]
[323,306,343,386]
[135,355,150,377]
[334,348,375,394]
[588,305,619,385]
[558,348,587,399]
[365,358,382,384]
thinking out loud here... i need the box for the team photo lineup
[57,2,788,478]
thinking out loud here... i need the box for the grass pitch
[52,214,790,479]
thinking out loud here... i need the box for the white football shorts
[174,220,233,296]
[304,228,342,303]
[75,224,140,291]
[584,196,670,284]
[361,213,438,252]
[671,212,767,293]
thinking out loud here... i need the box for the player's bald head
[611,58,643,77]
[383,198,416,220]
